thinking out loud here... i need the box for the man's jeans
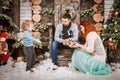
[51,41,72,64]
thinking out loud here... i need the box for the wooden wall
[0,0,114,28]
[20,0,32,28]
[104,0,114,23]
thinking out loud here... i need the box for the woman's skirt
[71,48,112,75]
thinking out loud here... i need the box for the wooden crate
[57,49,74,66]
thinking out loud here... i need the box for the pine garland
[0,14,19,31]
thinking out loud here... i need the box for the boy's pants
[23,46,36,70]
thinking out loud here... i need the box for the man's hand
[68,42,79,48]
[62,39,67,45]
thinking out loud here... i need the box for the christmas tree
[101,0,120,50]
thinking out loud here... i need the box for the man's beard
[63,22,71,27]
[63,24,68,27]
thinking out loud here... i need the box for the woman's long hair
[79,19,96,39]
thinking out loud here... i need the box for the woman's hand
[68,42,80,48]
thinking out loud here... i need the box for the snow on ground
[0,57,120,80]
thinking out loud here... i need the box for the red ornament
[107,41,113,46]
[109,10,114,14]
[115,14,118,17]
[66,9,69,14]
[107,41,115,50]
[0,32,8,38]
[111,45,115,50]
[115,12,119,17]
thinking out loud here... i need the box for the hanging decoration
[107,37,115,50]
[39,24,49,33]
[40,7,54,16]
[40,6,95,18]
[33,23,49,33]
[63,8,70,14]
[80,8,93,17]
[63,7,77,19]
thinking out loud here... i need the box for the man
[51,14,78,66]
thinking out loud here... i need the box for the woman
[69,20,112,75]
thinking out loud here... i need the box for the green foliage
[0,14,19,31]
[39,24,48,33]
[40,36,49,41]
[12,41,22,48]
[101,0,120,48]
[40,7,54,16]
[80,8,94,17]
[33,42,42,48]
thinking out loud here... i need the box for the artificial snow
[0,57,120,80]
